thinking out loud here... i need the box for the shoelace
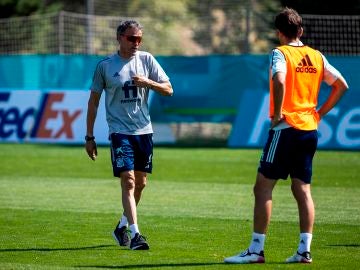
[117,227,130,235]
[240,249,251,256]
[240,249,262,257]
[137,234,147,241]
[297,251,311,260]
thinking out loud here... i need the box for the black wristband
[85,135,95,141]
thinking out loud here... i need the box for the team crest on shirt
[121,80,141,104]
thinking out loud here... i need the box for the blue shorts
[110,133,153,176]
[258,127,318,184]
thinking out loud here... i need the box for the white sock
[249,232,266,254]
[298,233,312,253]
[129,224,140,239]
[118,214,128,228]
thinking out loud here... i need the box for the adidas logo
[296,54,317,73]
[113,72,120,77]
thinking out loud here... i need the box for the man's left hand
[133,75,150,88]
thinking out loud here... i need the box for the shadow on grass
[77,261,286,268]
[77,262,224,269]
[0,244,114,252]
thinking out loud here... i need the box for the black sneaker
[112,224,130,247]
[130,233,150,250]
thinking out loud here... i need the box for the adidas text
[296,66,317,73]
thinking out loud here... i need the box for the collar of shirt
[288,40,304,46]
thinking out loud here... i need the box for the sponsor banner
[1,55,359,149]
[228,89,360,150]
[0,90,175,144]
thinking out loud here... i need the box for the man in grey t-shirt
[85,20,173,250]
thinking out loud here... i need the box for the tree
[125,0,196,55]
[188,0,281,54]
[0,0,85,18]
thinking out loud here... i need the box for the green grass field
[0,144,359,269]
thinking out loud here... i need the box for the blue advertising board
[227,89,360,150]
[0,54,359,149]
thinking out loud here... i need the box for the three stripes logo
[265,130,281,163]
[296,54,317,73]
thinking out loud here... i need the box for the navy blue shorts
[258,127,318,184]
[110,133,153,177]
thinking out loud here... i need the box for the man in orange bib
[224,7,348,264]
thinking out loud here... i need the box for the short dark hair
[274,7,302,39]
[116,20,143,38]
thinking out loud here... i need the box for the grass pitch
[0,144,359,269]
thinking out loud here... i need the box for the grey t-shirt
[90,51,169,135]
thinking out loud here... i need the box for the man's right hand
[85,140,98,161]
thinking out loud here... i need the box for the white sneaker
[286,251,312,263]
[224,249,265,264]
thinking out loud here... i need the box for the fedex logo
[0,92,82,140]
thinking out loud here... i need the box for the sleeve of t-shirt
[146,54,170,83]
[270,49,286,78]
[321,53,343,85]
[90,61,105,93]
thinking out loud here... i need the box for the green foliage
[0,0,278,55]
[127,0,191,21]
[187,0,282,54]
[0,0,84,18]
[1,0,359,55]
[0,0,45,17]
[127,0,195,55]
[15,0,41,15]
